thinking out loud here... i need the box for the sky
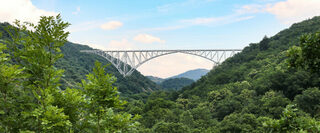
[1,0,320,78]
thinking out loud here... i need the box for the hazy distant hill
[146,76,165,84]
[169,68,209,81]
[146,68,208,90]
[160,77,194,91]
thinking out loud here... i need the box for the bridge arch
[81,49,241,77]
[134,51,219,69]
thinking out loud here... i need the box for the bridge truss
[81,49,242,77]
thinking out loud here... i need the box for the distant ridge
[169,68,209,81]
[146,76,165,84]
[146,68,209,90]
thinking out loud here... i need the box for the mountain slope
[169,68,209,81]
[146,76,165,84]
[180,16,320,99]
[57,42,161,95]
[124,16,320,132]
[160,77,194,91]
[0,23,160,95]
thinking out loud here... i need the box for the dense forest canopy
[123,16,320,132]
[0,14,320,132]
[160,77,194,91]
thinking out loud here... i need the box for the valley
[1,1,320,132]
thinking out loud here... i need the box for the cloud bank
[266,0,320,24]
[100,21,123,30]
[0,0,57,24]
[238,0,320,25]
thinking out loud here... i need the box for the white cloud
[100,21,123,30]
[266,0,320,24]
[0,0,57,24]
[72,6,80,15]
[133,34,165,44]
[238,0,320,25]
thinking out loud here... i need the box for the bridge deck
[82,49,242,52]
[81,49,242,77]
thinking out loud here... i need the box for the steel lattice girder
[80,49,242,77]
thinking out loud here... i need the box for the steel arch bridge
[81,49,242,77]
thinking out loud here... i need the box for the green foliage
[2,14,72,132]
[100,108,140,133]
[259,35,270,51]
[1,10,320,133]
[0,42,25,132]
[79,61,140,133]
[217,113,259,133]
[152,121,190,133]
[146,76,165,84]
[287,32,320,73]
[53,88,86,130]
[263,104,320,132]
[80,61,123,132]
[0,15,140,132]
[160,77,194,91]
[56,42,160,94]
[127,16,320,132]
[294,87,320,117]
[1,21,160,95]
[260,91,291,118]
[81,61,124,110]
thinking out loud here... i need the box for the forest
[0,14,320,132]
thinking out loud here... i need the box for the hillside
[180,16,320,99]
[0,23,160,95]
[160,78,194,91]
[146,76,165,84]
[123,16,320,132]
[169,68,209,81]
[146,68,208,84]
[56,42,161,94]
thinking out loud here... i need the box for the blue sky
[1,0,320,78]
[35,0,285,49]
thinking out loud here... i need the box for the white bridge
[81,49,242,77]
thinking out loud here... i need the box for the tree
[1,15,140,132]
[0,42,25,132]
[260,91,290,118]
[263,104,320,132]
[152,121,190,133]
[80,61,139,132]
[5,15,72,132]
[259,35,270,51]
[294,87,320,117]
[287,32,320,73]
[218,113,258,133]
